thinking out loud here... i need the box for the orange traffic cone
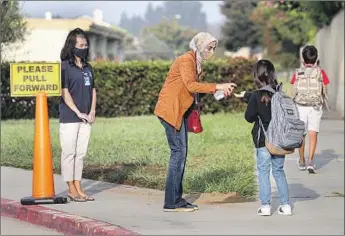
[21,92,67,205]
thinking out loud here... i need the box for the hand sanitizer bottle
[214,90,225,100]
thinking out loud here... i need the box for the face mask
[73,47,88,59]
[201,51,213,60]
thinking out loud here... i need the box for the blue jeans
[159,117,188,208]
[256,147,289,205]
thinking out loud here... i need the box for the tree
[144,3,162,27]
[142,19,198,56]
[298,1,344,28]
[219,1,344,69]
[162,1,207,31]
[119,12,147,36]
[0,0,27,54]
[119,12,129,30]
[249,1,344,69]
[120,1,207,37]
[220,1,262,51]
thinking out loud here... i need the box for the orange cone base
[21,196,67,205]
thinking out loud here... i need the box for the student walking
[291,45,330,173]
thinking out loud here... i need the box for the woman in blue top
[59,28,97,202]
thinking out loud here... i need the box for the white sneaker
[257,205,271,216]
[307,160,316,174]
[278,204,292,216]
[297,158,306,170]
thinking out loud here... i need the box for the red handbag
[187,93,203,133]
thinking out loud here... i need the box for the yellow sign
[10,62,61,97]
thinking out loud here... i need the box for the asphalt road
[1,216,63,235]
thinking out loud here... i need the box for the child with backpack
[241,59,305,216]
[291,45,330,173]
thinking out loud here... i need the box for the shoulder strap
[194,93,201,112]
[259,83,282,94]
[257,116,268,146]
[259,85,276,94]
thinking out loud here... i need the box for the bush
[1,58,256,119]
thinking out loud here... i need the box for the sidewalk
[1,120,344,235]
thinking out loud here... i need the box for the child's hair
[302,45,318,65]
[253,59,278,104]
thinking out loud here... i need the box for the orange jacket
[154,51,216,130]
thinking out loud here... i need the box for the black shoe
[163,204,195,212]
[182,198,199,210]
[184,200,199,210]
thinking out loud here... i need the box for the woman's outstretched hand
[216,83,237,96]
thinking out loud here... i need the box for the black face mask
[73,47,88,59]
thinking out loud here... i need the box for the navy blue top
[59,60,95,123]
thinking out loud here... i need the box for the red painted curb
[1,198,139,235]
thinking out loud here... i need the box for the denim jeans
[256,147,289,205]
[159,117,188,208]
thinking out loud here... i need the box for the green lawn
[1,113,257,198]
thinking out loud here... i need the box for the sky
[19,1,225,25]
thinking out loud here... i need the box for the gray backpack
[258,85,305,155]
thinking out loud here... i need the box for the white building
[2,9,132,62]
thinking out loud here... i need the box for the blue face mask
[73,47,88,59]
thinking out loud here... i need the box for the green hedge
[1,58,256,119]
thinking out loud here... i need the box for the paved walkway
[1,120,344,235]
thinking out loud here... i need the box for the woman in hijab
[154,32,237,212]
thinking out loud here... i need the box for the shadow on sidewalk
[271,183,320,212]
[314,149,340,170]
[56,180,118,198]
[56,163,139,197]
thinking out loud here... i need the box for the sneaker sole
[257,209,271,216]
[163,208,195,212]
[307,167,316,174]
[258,212,271,216]
[278,211,292,216]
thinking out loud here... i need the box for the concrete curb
[1,198,139,235]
